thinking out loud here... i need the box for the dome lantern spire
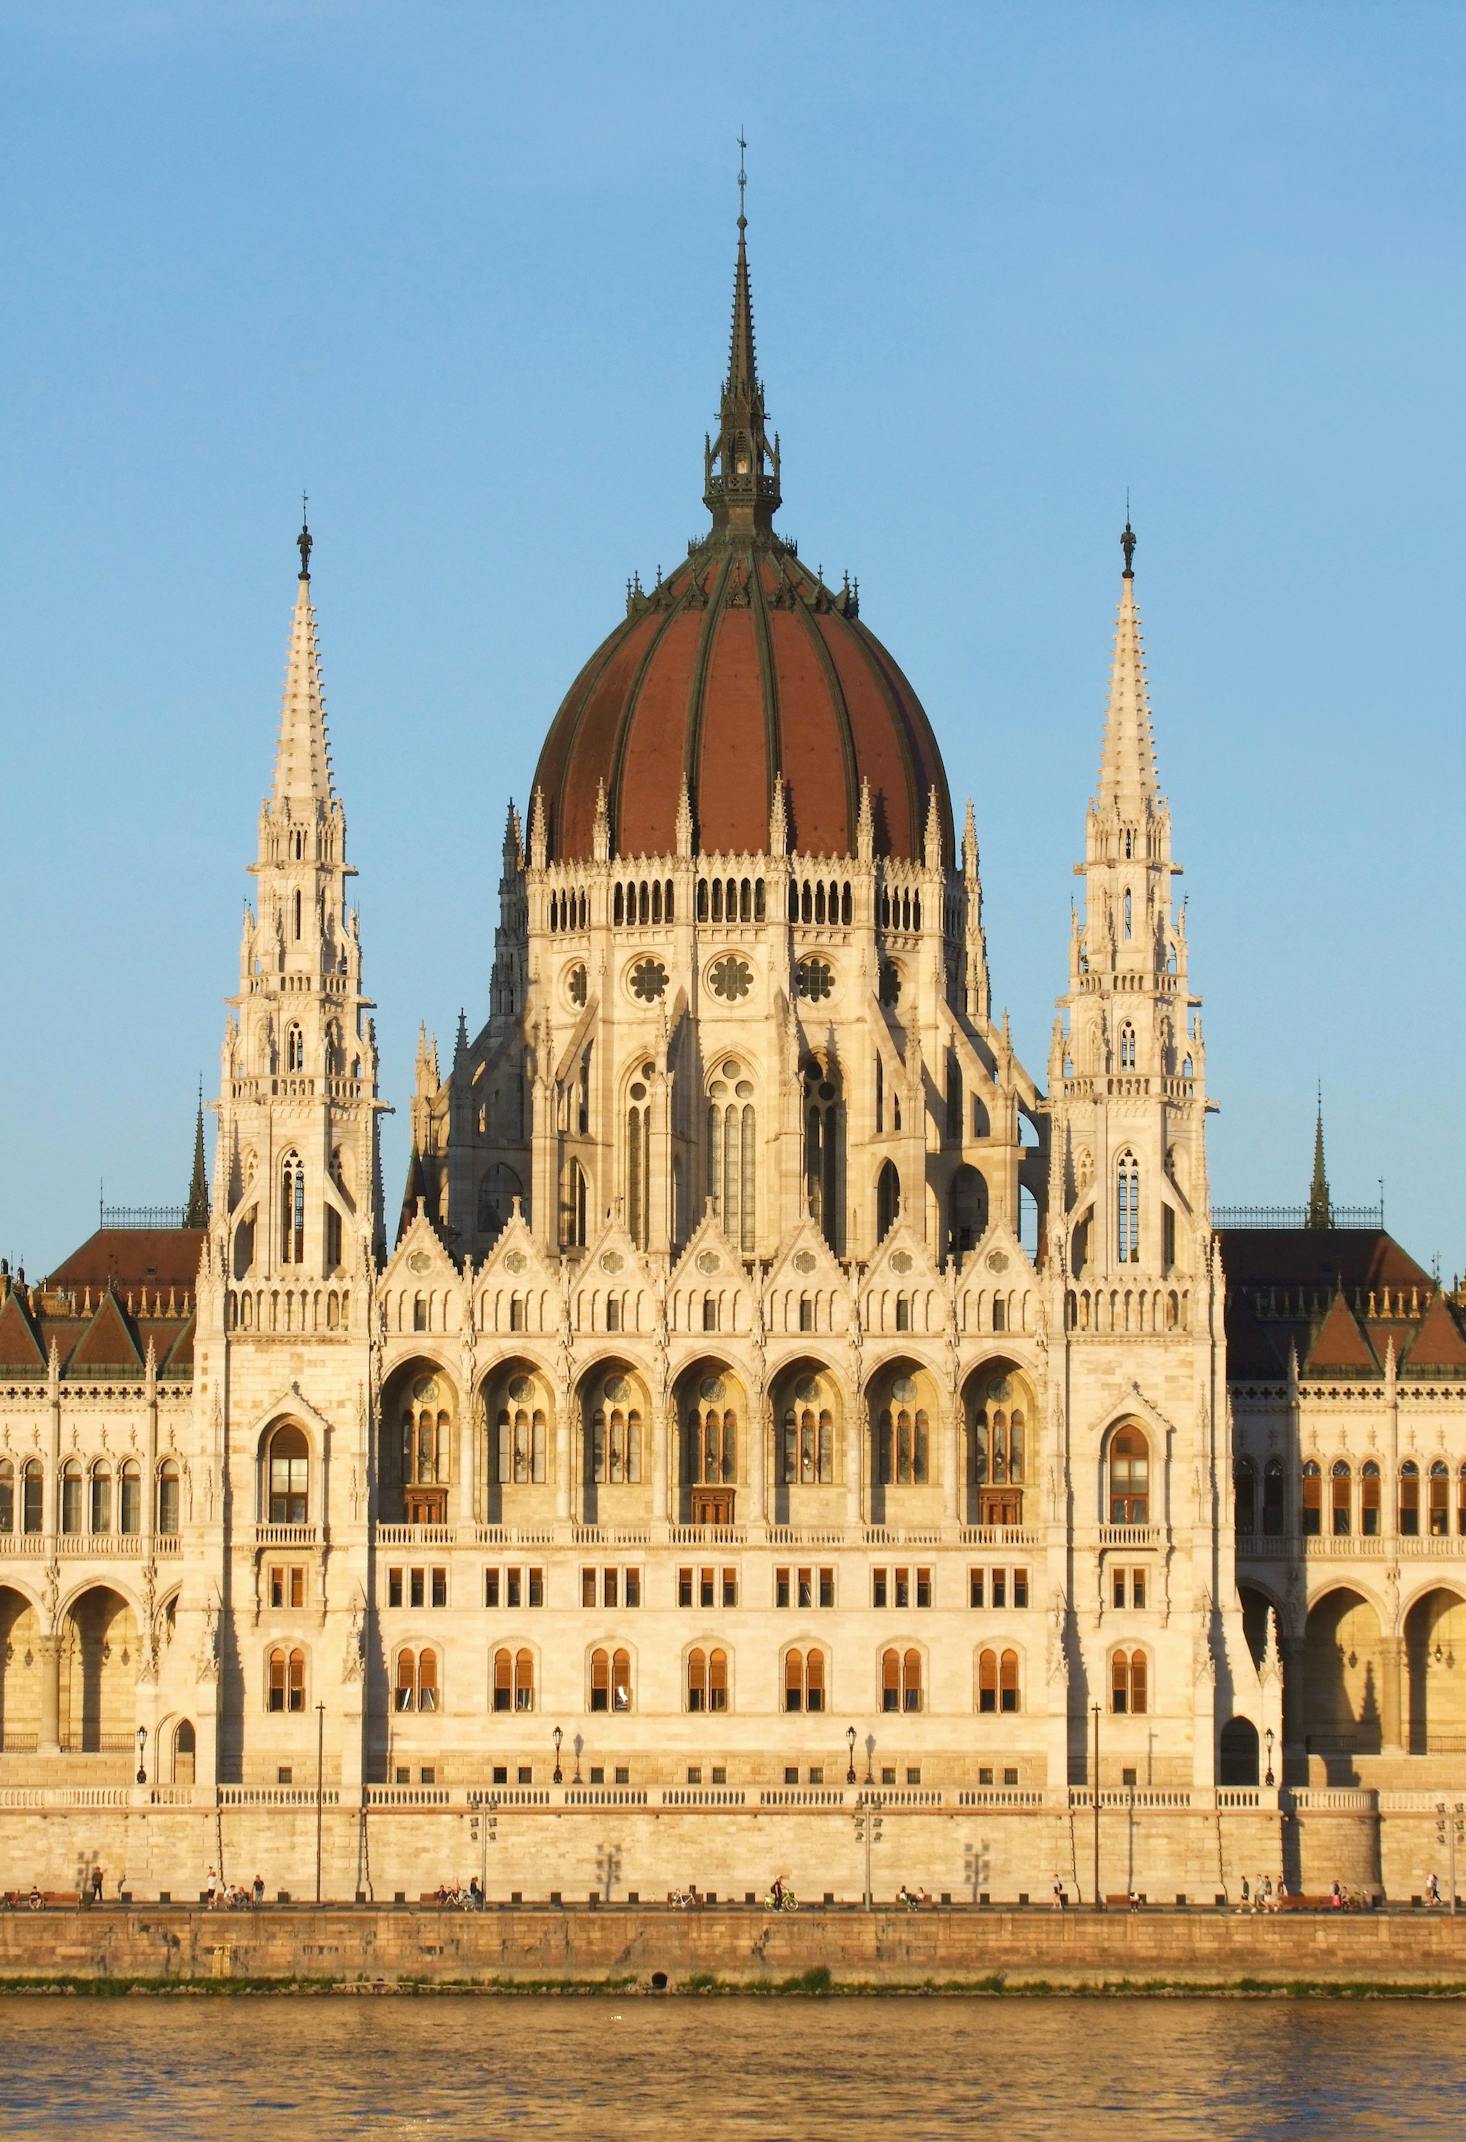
[704,136,781,539]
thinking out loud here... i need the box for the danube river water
[0,1993,1458,2139]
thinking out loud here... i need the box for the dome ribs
[614,604,707,858]
[771,554,860,857]
[605,594,692,858]
[747,551,783,840]
[696,574,769,855]
[853,621,954,868]
[813,605,922,861]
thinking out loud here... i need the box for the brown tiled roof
[1303,1292,1378,1375]
[68,1290,144,1374]
[1401,1291,1466,1374]
[0,1290,47,1373]
[1224,1290,1290,1379]
[1217,1227,1432,1296]
[44,1229,205,1297]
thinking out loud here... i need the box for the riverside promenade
[2,1904,1466,1991]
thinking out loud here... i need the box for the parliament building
[2,201,1463,1907]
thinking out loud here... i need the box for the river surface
[0,1993,1457,2139]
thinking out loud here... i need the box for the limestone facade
[0,216,1461,1905]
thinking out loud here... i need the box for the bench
[3,1890,80,1910]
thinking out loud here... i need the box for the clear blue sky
[4,1,1463,1280]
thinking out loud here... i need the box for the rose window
[708,955,752,1002]
[796,958,833,1002]
[631,958,668,1002]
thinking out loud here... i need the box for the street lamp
[1090,1702,1102,1912]
[135,1725,147,1787]
[314,1701,326,1904]
[846,1726,857,1787]
[1264,1727,1275,1790]
[553,1726,563,1786]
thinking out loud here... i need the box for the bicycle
[763,1888,799,1912]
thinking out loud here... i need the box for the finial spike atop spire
[1121,500,1136,580]
[1307,1083,1333,1230]
[1095,518,1159,810]
[298,492,312,581]
[704,141,780,536]
[272,522,334,806]
[184,1080,209,1229]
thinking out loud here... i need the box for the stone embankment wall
[1,1906,1465,1989]
[0,1797,1452,1913]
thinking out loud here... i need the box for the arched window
[21,1461,42,1535]
[61,1461,82,1535]
[496,1385,549,1486]
[268,1647,306,1713]
[1458,1464,1466,1538]
[1262,1457,1285,1537]
[1234,1458,1256,1535]
[280,1149,305,1265]
[1360,1460,1380,1537]
[590,1646,632,1713]
[881,1646,922,1713]
[1301,1460,1322,1537]
[780,1400,834,1485]
[395,1648,439,1712]
[803,1061,842,1250]
[1119,1022,1136,1071]
[89,1463,112,1535]
[876,1160,901,1239]
[267,1424,309,1524]
[492,1646,534,1712]
[1399,1460,1420,1537]
[1429,1460,1450,1537]
[116,1461,140,1537]
[979,1648,1019,1713]
[685,1646,729,1713]
[157,1460,180,1535]
[560,1157,588,1252]
[707,1062,756,1254]
[0,1460,11,1535]
[285,1022,305,1073]
[1116,1151,1140,1264]
[626,1065,653,1250]
[783,1647,825,1713]
[878,1401,930,1485]
[1331,1460,1352,1536]
[591,1387,642,1485]
[687,1402,736,1486]
[1108,1426,1149,1524]
[1111,1648,1147,1715]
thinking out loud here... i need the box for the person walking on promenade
[1238,1876,1250,1913]
[1427,1870,1441,1906]
[89,1866,104,1906]
[252,1874,265,1907]
[207,1867,220,1909]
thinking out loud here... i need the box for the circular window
[879,961,902,1008]
[630,1082,647,1102]
[600,1251,624,1275]
[890,1251,913,1274]
[722,1059,739,1077]
[735,1080,754,1099]
[699,1376,725,1403]
[986,1250,1009,1274]
[604,1375,630,1403]
[795,1375,820,1403]
[793,1250,817,1274]
[709,1081,728,1098]
[892,1375,918,1403]
[407,1249,432,1275]
[505,1250,527,1274]
[630,959,667,1003]
[709,958,753,1003]
[411,1376,438,1403]
[508,1375,533,1404]
[696,1250,720,1275]
[819,1082,836,1102]
[796,958,833,1002]
[988,1375,1012,1402]
[566,964,588,1008]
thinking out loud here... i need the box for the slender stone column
[651,1411,668,1525]
[748,1404,767,1530]
[1378,1635,1405,1753]
[37,1635,61,1754]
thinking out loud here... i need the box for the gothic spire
[184,1083,209,1229]
[1096,518,1160,812]
[704,140,781,538]
[272,515,335,807]
[1307,1085,1333,1230]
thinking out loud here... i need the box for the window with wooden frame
[395,1647,439,1712]
[266,1424,309,1524]
[881,1646,922,1713]
[590,1646,632,1713]
[1107,1426,1149,1525]
[1301,1460,1322,1536]
[1111,1648,1148,1715]
[1429,1460,1450,1537]
[492,1646,534,1712]
[1234,1458,1256,1535]
[1360,1461,1381,1536]
[1399,1460,1420,1537]
[270,1566,306,1610]
[156,1460,179,1536]
[877,1400,929,1485]
[686,1646,729,1713]
[267,1646,306,1713]
[783,1646,826,1713]
[779,1400,834,1485]
[1331,1460,1352,1536]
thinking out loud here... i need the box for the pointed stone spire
[704,139,781,538]
[184,1083,209,1229]
[675,773,694,859]
[528,786,548,870]
[923,786,943,872]
[768,772,788,856]
[1096,517,1160,812]
[592,779,611,862]
[454,1008,470,1066]
[272,512,335,807]
[856,776,874,863]
[962,799,979,884]
[501,802,523,876]
[1307,1084,1333,1230]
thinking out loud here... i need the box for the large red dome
[531,540,952,868]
